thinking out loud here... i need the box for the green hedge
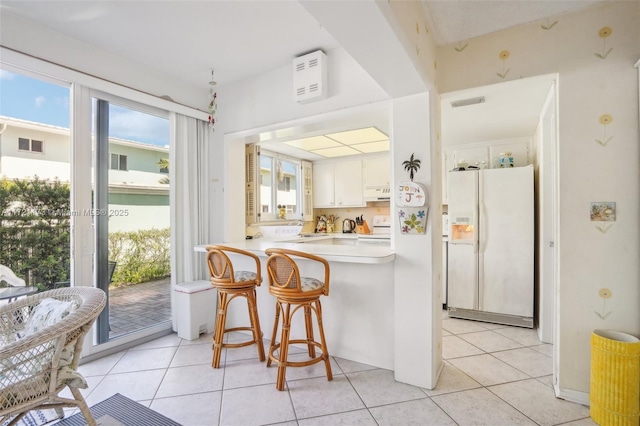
[108,228,171,286]
[0,177,171,290]
[0,177,70,290]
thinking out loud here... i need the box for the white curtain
[170,114,211,330]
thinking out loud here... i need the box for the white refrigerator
[447,166,534,328]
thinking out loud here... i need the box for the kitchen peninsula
[195,234,395,369]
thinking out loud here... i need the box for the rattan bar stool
[206,245,266,368]
[264,248,332,391]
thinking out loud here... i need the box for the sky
[0,69,169,147]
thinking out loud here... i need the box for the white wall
[0,124,70,180]
[392,92,442,389]
[438,1,640,399]
[109,205,169,233]
[216,47,390,243]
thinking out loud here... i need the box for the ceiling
[1,1,605,158]
[441,74,555,146]
[421,0,608,46]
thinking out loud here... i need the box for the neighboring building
[0,116,169,232]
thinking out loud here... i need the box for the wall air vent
[293,50,327,104]
[451,96,485,108]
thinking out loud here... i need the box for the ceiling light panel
[351,140,390,153]
[325,127,388,145]
[311,146,361,158]
[283,135,341,150]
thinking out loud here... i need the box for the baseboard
[448,308,534,328]
[554,383,590,406]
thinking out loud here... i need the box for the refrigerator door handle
[478,174,485,311]
[475,240,481,311]
[479,188,487,254]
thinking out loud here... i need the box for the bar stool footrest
[221,327,263,348]
[268,340,327,367]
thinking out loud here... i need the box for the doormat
[55,393,182,426]
[2,409,62,426]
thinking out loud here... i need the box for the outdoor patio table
[0,286,38,302]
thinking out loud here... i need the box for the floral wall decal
[594,288,613,319]
[398,208,427,234]
[541,18,558,30]
[496,50,511,79]
[454,41,469,52]
[595,26,613,59]
[596,114,613,146]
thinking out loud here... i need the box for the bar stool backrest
[206,248,234,284]
[265,253,301,294]
[265,248,329,298]
[205,245,262,288]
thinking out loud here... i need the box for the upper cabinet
[363,156,390,188]
[312,159,364,208]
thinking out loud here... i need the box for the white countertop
[195,233,395,264]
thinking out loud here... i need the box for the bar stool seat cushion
[234,271,258,283]
[301,277,324,292]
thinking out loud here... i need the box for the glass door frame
[88,89,173,349]
[1,48,204,357]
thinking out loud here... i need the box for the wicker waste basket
[590,329,640,426]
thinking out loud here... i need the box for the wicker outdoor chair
[0,287,106,426]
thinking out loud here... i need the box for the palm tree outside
[158,158,169,184]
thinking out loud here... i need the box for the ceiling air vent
[451,96,485,108]
[293,50,327,104]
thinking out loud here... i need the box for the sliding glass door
[92,96,171,344]
[2,58,181,352]
[0,68,72,293]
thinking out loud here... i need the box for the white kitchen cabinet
[313,159,364,208]
[363,156,390,188]
[312,162,335,207]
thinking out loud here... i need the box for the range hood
[364,186,391,202]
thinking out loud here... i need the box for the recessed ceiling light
[325,127,388,145]
[283,136,341,150]
[311,146,361,158]
[351,140,390,153]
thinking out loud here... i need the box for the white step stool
[174,280,216,340]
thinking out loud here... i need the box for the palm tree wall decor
[402,153,421,182]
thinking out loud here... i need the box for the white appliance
[447,166,534,327]
[358,215,391,242]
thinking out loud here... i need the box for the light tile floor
[59,313,596,426]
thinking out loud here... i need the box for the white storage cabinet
[312,159,364,207]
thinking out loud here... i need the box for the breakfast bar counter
[195,235,396,369]
[194,233,395,264]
